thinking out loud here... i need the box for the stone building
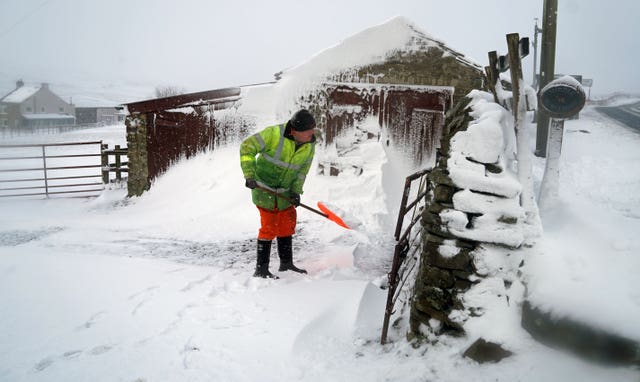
[0,80,75,129]
[75,106,125,126]
[273,16,485,172]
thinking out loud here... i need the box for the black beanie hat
[290,109,316,131]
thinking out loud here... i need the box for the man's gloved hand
[290,192,301,207]
[245,178,257,189]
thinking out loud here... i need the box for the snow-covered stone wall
[410,91,528,362]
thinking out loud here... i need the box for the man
[240,109,317,278]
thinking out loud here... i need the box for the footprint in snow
[88,344,114,356]
[33,357,55,372]
[129,286,160,316]
[127,286,159,301]
[75,311,107,331]
[131,300,148,316]
[180,339,201,369]
[63,350,83,359]
[32,348,91,373]
[180,274,213,292]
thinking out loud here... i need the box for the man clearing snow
[240,109,317,278]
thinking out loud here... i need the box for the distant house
[0,80,75,129]
[72,94,126,125]
[75,106,126,125]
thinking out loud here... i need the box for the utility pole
[535,0,558,157]
[532,18,543,89]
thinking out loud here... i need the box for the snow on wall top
[1,85,41,103]
[273,16,481,117]
[443,90,525,248]
[448,90,519,198]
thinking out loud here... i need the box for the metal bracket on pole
[496,37,530,73]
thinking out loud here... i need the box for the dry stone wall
[355,48,483,105]
[410,91,526,362]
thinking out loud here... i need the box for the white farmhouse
[0,80,75,130]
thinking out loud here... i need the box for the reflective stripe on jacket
[240,124,315,210]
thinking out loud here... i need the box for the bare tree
[154,85,186,98]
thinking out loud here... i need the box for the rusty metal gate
[381,168,430,344]
[325,83,452,165]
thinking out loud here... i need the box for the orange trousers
[257,206,297,240]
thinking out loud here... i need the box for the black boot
[277,236,307,274]
[253,240,278,279]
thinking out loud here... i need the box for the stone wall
[125,113,149,197]
[408,90,640,367]
[410,97,477,336]
[409,92,526,362]
[353,48,483,105]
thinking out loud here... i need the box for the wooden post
[507,33,539,232]
[507,34,523,121]
[485,66,496,103]
[487,51,500,104]
[101,143,109,184]
[535,0,558,157]
[115,145,122,182]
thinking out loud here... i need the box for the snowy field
[1,105,639,381]
[527,105,640,343]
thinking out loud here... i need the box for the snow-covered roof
[1,85,41,103]
[22,113,74,120]
[273,16,482,116]
[278,16,482,84]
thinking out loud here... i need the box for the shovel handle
[254,185,328,218]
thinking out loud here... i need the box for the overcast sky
[1,0,638,99]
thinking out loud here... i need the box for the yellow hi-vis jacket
[240,123,315,210]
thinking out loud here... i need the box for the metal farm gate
[0,141,105,198]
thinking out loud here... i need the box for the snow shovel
[255,185,350,229]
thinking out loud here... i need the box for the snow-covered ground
[1,101,639,381]
[526,105,640,342]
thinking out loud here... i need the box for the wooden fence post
[101,143,109,184]
[115,145,122,182]
[507,33,538,228]
[487,51,500,104]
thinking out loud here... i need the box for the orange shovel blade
[317,202,351,229]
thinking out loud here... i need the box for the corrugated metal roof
[1,85,41,103]
[124,87,241,114]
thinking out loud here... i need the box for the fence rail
[0,141,105,198]
[381,168,430,344]
[0,123,108,139]
[101,144,128,183]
